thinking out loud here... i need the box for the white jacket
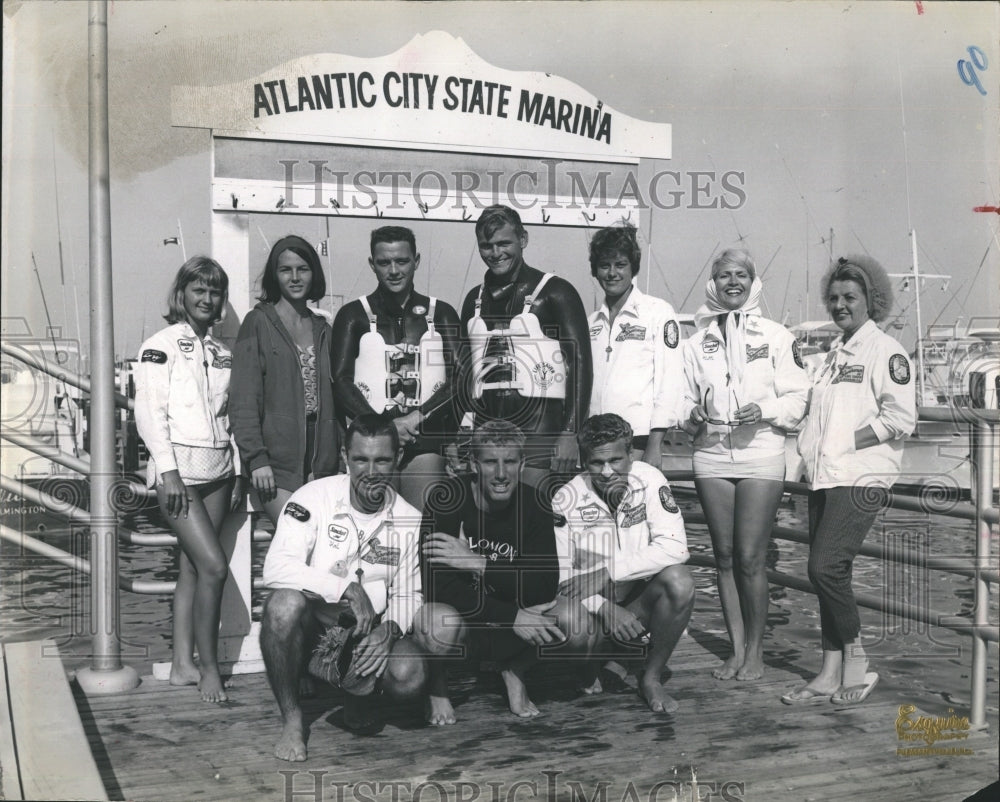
[589,285,684,435]
[262,475,423,633]
[797,319,916,489]
[552,460,689,613]
[134,323,236,480]
[682,316,809,463]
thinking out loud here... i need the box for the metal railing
[1,342,997,722]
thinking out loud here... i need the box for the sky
[2,0,998,360]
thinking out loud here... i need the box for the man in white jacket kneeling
[553,413,695,714]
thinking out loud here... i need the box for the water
[1,493,996,713]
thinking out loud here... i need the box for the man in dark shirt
[331,226,461,509]
[419,421,579,724]
[456,205,593,493]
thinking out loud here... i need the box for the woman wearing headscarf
[682,248,809,680]
[783,255,915,705]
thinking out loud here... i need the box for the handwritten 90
[958,46,988,97]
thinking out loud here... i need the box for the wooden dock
[69,613,998,802]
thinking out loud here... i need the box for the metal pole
[910,229,926,404]
[969,376,995,730]
[76,0,138,694]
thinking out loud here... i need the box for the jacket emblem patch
[589,325,603,340]
[361,537,400,566]
[746,344,769,362]
[792,340,804,369]
[659,486,679,514]
[702,339,720,354]
[889,354,911,385]
[832,364,865,384]
[141,349,167,364]
[616,323,646,342]
[578,504,602,523]
[283,502,311,522]
[177,339,194,353]
[328,524,349,542]
[619,503,647,527]
[212,353,232,369]
[664,319,679,349]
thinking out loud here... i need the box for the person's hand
[161,470,189,519]
[251,466,277,503]
[229,476,245,512]
[551,431,579,475]
[689,404,710,426]
[599,602,646,643]
[352,621,401,678]
[512,600,566,646]
[558,567,613,602]
[733,403,762,426]
[392,411,422,447]
[342,582,377,636]
[422,532,487,573]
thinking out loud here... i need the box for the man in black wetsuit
[457,205,593,491]
[419,421,582,724]
[331,226,461,509]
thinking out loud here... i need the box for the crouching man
[419,421,585,724]
[553,413,695,714]
[261,414,429,761]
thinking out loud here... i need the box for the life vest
[353,296,447,413]
[467,273,566,401]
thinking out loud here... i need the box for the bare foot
[580,677,603,695]
[736,652,764,681]
[199,669,229,703]
[500,669,540,718]
[712,654,741,681]
[169,662,200,686]
[274,720,307,762]
[426,695,457,726]
[639,678,679,714]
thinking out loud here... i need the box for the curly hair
[589,224,641,277]
[577,413,634,458]
[821,255,894,323]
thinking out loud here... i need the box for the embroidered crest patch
[412,305,427,316]
[702,339,720,354]
[664,319,680,349]
[578,504,602,523]
[889,354,911,385]
[792,340,804,369]
[141,349,167,364]
[177,339,194,353]
[746,344,769,362]
[619,503,647,527]
[211,353,232,369]
[616,323,646,342]
[589,325,603,340]
[361,537,400,566]
[832,364,865,384]
[283,502,311,522]
[659,486,679,514]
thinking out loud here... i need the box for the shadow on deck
[72,624,999,802]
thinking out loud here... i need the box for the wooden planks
[3,640,108,801]
[72,628,999,802]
